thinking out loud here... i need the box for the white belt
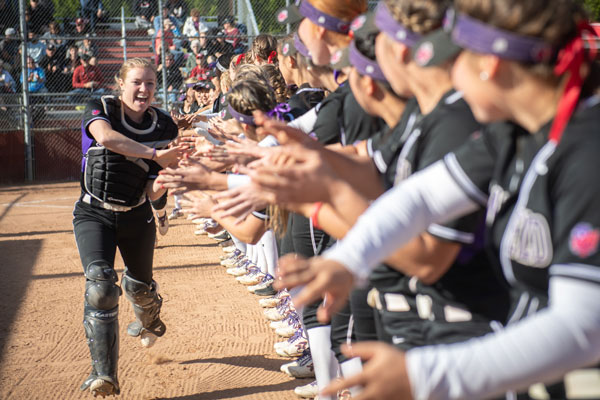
[82,193,144,212]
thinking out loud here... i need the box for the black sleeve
[82,98,110,140]
[312,87,347,145]
[342,93,385,145]
[549,134,600,284]
[444,122,511,207]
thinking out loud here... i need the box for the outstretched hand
[211,183,276,223]
[274,255,355,323]
[321,342,413,400]
[156,158,214,191]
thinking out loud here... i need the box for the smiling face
[119,67,156,118]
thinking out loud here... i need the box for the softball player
[73,58,179,397]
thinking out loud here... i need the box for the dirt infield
[0,181,308,400]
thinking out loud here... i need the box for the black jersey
[287,84,325,118]
[312,84,385,145]
[369,90,510,328]
[81,96,178,181]
[446,96,600,320]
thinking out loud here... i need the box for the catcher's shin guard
[80,262,121,396]
[122,272,166,342]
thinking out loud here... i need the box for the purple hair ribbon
[299,1,350,34]
[227,104,256,126]
[267,103,291,120]
[374,2,422,47]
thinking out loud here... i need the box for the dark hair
[251,34,278,64]
[227,79,277,116]
[261,64,290,102]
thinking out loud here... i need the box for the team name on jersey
[486,183,510,225]
[508,208,553,268]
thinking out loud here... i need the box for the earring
[480,71,489,81]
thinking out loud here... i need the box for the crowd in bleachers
[0,0,248,112]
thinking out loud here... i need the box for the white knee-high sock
[307,326,338,400]
[174,194,182,210]
[261,230,278,277]
[340,357,363,396]
[257,243,267,274]
[230,234,247,254]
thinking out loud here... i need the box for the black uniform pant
[73,200,156,284]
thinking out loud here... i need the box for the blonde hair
[114,57,157,91]
[220,70,232,92]
[227,79,277,116]
[233,63,268,85]
[383,0,448,35]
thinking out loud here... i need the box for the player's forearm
[95,129,156,159]
[407,276,600,399]
[322,148,384,199]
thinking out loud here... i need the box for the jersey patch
[508,209,553,268]
[569,223,600,259]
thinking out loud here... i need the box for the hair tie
[267,51,277,64]
[267,102,291,120]
[333,69,342,86]
[235,53,245,66]
[549,22,598,144]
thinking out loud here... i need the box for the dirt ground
[0,181,309,400]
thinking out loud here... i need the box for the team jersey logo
[569,223,600,258]
[486,183,510,225]
[508,209,553,268]
[394,158,412,186]
[92,109,100,115]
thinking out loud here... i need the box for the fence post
[19,0,33,181]
[286,0,290,34]
[121,7,127,61]
[157,0,168,109]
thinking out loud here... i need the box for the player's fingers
[321,375,366,397]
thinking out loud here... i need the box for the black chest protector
[82,96,177,209]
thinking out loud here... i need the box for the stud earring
[480,71,489,81]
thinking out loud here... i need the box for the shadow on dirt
[0,239,41,365]
[154,379,308,399]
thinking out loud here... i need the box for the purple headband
[349,41,386,82]
[294,33,311,58]
[267,103,291,120]
[299,1,350,34]
[451,12,556,63]
[228,104,256,126]
[374,2,422,47]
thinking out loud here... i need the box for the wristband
[151,148,157,160]
[310,202,323,230]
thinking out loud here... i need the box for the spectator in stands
[70,53,104,101]
[0,0,19,37]
[26,31,47,64]
[42,21,67,58]
[164,0,186,30]
[156,52,182,105]
[78,0,105,35]
[73,17,89,36]
[155,18,183,65]
[21,56,47,93]
[222,16,240,50]
[0,60,16,111]
[133,0,156,30]
[0,28,19,72]
[212,29,233,58]
[182,8,207,40]
[61,45,79,92]
[27,0,54,34]
[76,34,98,60]
[189,55,208,80]
[39,43,62,92]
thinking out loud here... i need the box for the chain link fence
[0,0,296,183]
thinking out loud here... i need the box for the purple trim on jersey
[294,33,311,58]
[349,41,387,82]
[455,220,485,265]
[81,120,94,171]
[227,104,256,126]
[375,2,422,47]
[299,1,350,34]
[452,12,556,63]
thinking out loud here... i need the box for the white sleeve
[406,276,600,400]
[322,161,479,285]
[227,174,251,189]
[288,107,318,133]
[194,127,222,145]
